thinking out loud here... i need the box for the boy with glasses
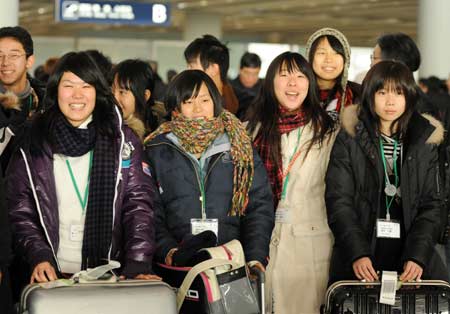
[0,26,45,169]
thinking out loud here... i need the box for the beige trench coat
[264,123,337,314]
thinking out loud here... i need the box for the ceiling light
[38,8,46,14]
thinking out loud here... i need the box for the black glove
[172,231,217,266]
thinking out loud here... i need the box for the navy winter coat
[144,133,275,266]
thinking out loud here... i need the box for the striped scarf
[145,110,254,216]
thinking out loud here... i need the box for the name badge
[70,224,84,242]
[275,207,291,224]
[377,219,401,239]
[191,218,218,237]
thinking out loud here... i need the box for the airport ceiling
[19,0,417,46]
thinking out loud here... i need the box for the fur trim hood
[0,91,21,111]
[341,104,444,145]
[125,115,146,141]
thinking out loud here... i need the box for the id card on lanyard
[277,127,303,224]
[378,138,401,239]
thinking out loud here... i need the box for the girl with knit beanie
[246,52,337,314]
[144,70,274,273]
[306,27,362,121]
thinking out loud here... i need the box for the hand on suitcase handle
[352,257,379,282]
[400,260,423,282]
[31,262,58,283]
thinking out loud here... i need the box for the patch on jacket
[121,141,135,168]
[142,162,152,177]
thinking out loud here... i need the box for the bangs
[180,82,201,103]
[279,58,301,74]
[380,78,406,94]
[116,74,132,91]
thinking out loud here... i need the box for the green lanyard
[281,127,303,201]
[379,138,398,220]
[199,168,206,219]
[65,151,94,214]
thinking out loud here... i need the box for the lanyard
[281,127,303,201]
[199,167,206,219]
[379,138,398,220]
[65,150,93,214]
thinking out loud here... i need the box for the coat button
[272,238,280,246]
[407,156,412,161]
[445,162,449,167]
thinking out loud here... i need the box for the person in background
[149,60,168,103]
[446,73,450,95]
[184,34,240,115]
[166,69,177,83]
[305,28,361,121]
[144,69,274,274]
[112,59,160,140]
[326,61,448,284]
[230,52,263,120]
[246,52,336,314]
[7,51,159,284]
[0,26,45,170]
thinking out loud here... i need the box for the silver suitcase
[19,280,177,314]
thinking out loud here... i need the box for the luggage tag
[191,218,218,237]
[376,219,400,238]
[379,271,398,305]
[275,207,291,224]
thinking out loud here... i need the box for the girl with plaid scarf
[246,52,337,314]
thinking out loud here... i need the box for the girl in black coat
[326,61,448,284]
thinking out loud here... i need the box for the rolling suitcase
[322,279,450,314]
[19,279,177,314]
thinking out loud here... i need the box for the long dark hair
[30,51,117,154]
[309,35,346,104]
[112,59,158,131]
[361,60,417,135]
[165,69,223,117]
[246,51,334,167]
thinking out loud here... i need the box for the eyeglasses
[0,53,27,61]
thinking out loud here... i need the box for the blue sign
[55,0,170,26]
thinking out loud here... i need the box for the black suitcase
[322,280,450,314]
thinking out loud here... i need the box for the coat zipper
[109,106,124,261]
[147,142,205,218]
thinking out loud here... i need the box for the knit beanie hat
[305,28,351,111]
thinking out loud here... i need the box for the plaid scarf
[254,108,307,207]
[320,86,354,113]
[53,113,116,269]
[145,110,254,216]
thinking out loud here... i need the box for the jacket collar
[340,104,444,146]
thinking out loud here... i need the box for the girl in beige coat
[246,52,337,314]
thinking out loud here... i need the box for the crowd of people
[0,24,450,314]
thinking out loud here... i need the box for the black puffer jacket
[326,105,448,283]
[144,133,274,266]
